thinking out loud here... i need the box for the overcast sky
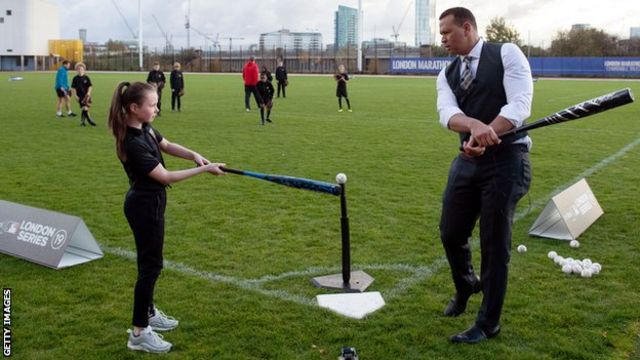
[50,0,638,50]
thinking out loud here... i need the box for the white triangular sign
[0,200,103,269]
[529,178,603,240]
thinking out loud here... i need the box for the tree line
[483,17,640,57]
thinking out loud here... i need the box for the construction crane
[391,1,413,42]
[152,14,173,52]
[110,0,143,70]
[220,36,244,72]
[111,0,137,39]
[190,26,220,50]
[220,36,245,54]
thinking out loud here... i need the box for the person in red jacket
[242,56,263,112]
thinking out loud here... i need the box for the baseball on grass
[548,251,558,260]
[336,173,347,184]
[517,244,527,253]
[570,240,580,248]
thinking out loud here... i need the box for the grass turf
[0,72,639,359]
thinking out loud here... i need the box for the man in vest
[435,7,533,344]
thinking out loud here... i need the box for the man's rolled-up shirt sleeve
[436,67,464,129]
[499,43,533,127]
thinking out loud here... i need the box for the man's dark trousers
[244,85,262,109]
[439,144,531,330]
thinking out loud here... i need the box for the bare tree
[485,17,522,46]
[550,28,618,56]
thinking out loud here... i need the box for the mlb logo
[0,221,20,235]
[7,221,19,234]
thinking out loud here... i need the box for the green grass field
[0,71,639,359]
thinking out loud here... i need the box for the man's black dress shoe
[443,281,482,317]
[449,325,501,344]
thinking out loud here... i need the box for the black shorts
[262,99,273,109]
[77,96,91,108]
[56,88,69,98]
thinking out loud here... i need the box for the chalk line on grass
[103,135,640,310]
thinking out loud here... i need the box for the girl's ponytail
[108,81,155,162]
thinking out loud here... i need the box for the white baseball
[517,244,527,253]
[548,251,558,260]
[572,263,583,274]
[336,173,347,184]
[570,240,580,248]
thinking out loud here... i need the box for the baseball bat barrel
[220,167,342,196]
[500,88,634,138]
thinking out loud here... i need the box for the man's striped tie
[460,56,473,91]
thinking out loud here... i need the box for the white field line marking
[103,135,640,307]
[514,135,640,222]
[103,244,443,306]
[102,245,316,306]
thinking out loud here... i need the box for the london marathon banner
[389,57,640,77]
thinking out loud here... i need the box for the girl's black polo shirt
[122,124,166,191]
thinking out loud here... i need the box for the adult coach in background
[242,56,262,112]
[435,7,532,344]
[275,60,288,98]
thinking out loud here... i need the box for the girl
[108,81,225,353]
[170,62,184,111]
[335,64,352,113]
[256,73,275,125]
[71,63,96,126]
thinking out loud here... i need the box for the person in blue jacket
[54,60,76,118]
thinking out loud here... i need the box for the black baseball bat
[220,167,342,196]
[500,88,634,137]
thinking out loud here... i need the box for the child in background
[146,62,166,116]
[107,81,226,353]
[335,64,352,113]
[260,66,273,83]
[170,62,184,111]
[71,63,96,126]
[275,60,288,98]
[54,60,76,118]
[256,73,275,125]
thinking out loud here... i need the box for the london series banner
[0,200,103,269]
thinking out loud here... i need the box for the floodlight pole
[357,0,363,73]
[138,0,143,70]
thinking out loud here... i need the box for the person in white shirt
[435,7,533,344]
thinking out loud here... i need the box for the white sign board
[529,178,604,240]
[0,200,103,269]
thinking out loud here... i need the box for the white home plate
[316,291,385,319]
